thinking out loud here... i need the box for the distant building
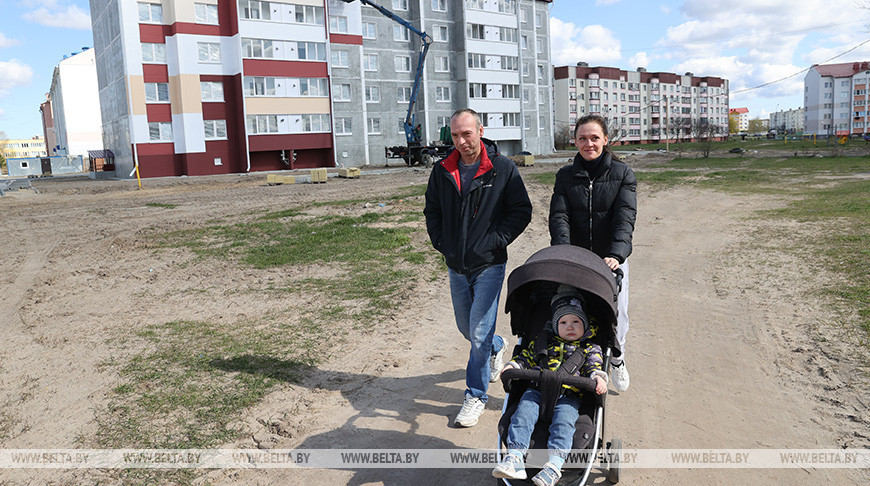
[46,47,104,157]
[39,94,58,155]
[769,107,804,134]
[89,0,554,179]
[1,136,46,158]
[729,107,749,133]
[553,64,729,144]
[804,61,870,137]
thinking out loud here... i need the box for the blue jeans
[506,388,580,457]
[448,263,506,403]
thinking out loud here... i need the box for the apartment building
[804,62,870,137]
[45,47,104,157]
[554,64,729,144]
[0,137,47,159]
[89,0,553,179]
[729,107,749,133]
[769,107,803,134]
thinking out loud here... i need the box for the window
[142,43,166,63]
[432,0,447,12]
[335,117,352,135]
[148,121,172,141]
[523,88,530,103]
[296,41,325,61]
[201,81,224,101]
[536,37,544,54]
[537,64,545,80]
[393,0,408,11]
[502,84,519,99]
[299,78,328,96]
[362,22,376,39]
[244,76,275,96]
[501,56,518,71]
[145,82,169,102]
[302,114,330,132]
[331,50,349,67]
[138,2,163,23]
[394,25,410,41]
[367,117,381,134]
[469,83,486,98]
[204,119,227,140]
[397,86,412,103]
[535,12,543,27]
[499,27,517,43]
[467,24,484,40]
[329,15,348,33]
[294,5,324,24]
[504,113,520,127]
[365,86,380,102]
[333,83,351,101]
[397,118,405,134]
[521,35,528,50]
[436,86,451,102]
[435,56,449,72]
[524,114,531,130]
[522,62,529,77]
[434,25,448,42]
[242,38,275,59]
[239,0,271,20]
[539,114,546,130]
[363,54,379,71]
[198,42,222,62]
[246,114,278,134]
[468,53,485,69]
[395,55,411,72]
[195,3,218,24]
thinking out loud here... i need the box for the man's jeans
[448,263,505,403]
[506,388,580,457]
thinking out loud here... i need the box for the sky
[2,0,870,140]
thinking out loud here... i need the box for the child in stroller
[497,244,623,485]
[493,285,608,485]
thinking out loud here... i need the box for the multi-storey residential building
[769,108,803,134]
[729,107,749,133]
[554,64,729,144]
[45,47,104,157]
[89,0,553,179]
[804,62,870,137]
[0,137,47,159]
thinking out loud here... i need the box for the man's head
[450,109,484,165]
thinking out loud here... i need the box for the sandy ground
[0,159,867,485]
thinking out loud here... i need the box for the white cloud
[660,5,671,15]
[22,3,91,30]
[629,52,650,69]
[0,32,21,48]
[0,59,34,96]
[550,17,622,66]
[595,0,621,5]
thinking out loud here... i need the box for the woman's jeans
[448,263,505,403]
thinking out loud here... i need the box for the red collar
[441,146,494,191]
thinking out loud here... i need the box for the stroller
[497,245,623,485]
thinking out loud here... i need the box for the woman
[548,113,637,392]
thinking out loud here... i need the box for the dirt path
[0,166,866,485]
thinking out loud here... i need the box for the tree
[728,114,739,134]
[748,118,765,134]
[693,118,722,158]
[554,122,573,150]
[0,131,8,175]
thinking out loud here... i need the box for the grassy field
[95,155,868,482]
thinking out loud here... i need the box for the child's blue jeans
[506,388,580,458]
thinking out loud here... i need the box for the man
[424,109,532,427]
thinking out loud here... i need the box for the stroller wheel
[607,438,622,484]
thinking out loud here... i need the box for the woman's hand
[603,257,620,271]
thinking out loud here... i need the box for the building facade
[554,64,728,144]
[769,108,803,134]
[804,62,870,137]
[0,137,47,159]
[729,107,749,133]
[46,47,104,157]
[89,0,553,179]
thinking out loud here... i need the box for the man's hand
[603,257,620,271]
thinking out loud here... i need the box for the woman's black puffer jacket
[548,151,637,263]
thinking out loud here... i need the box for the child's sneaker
[454,395,485,427]
[531,462,562,486]
[492,453,527,480]
[489,340,506,382]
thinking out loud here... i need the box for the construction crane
[340,0,451,166]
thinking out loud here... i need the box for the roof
[730,108,749,114]
[87,149,115,159]
[814,62,870,78]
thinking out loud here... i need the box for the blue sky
[2,0,870,140]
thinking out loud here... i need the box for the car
[729,147,745,154]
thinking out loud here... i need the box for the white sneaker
[490,340,506,382]
[454,395,485,427]
[611,361,630,392]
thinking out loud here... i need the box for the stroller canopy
[505,245,619,344]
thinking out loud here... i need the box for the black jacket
[548,151,637,263]
[424,138,532,274]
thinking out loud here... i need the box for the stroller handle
[500,367,599,394]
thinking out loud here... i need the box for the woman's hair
[573,113,619,160]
